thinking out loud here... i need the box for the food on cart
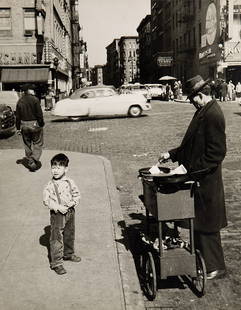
[149,165,162,174]
[149,164,187,176]
[141,233,187,251]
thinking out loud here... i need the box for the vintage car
[0,91,20,112]
[144,84,166,101]
[52,85,151,120]
[0,103,15,135]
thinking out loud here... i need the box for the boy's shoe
[63,255,81,262]
[52,265,67,275]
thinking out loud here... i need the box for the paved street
[1,99,241,309]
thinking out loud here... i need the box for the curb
[101,156,145,310]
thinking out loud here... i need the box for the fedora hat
[185,75,210,99]
[21,84,36,91]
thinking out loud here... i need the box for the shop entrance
[226,66,241,85]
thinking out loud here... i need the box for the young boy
[43,153,81,275]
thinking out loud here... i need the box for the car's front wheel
[128,105,142,117]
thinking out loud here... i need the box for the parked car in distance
[0,91,19,112]
[52,85,151,120]
[0,103,15,135]
[144,84,166,101]
[119,83,151,101]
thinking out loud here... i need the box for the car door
[74,90,97,116]
[88,89,124,116]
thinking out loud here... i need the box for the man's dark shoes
[28,159,42,172]
[53,265,67,275]
[16,157,28,164]
[207,269,226,280]
[63,255,81,262]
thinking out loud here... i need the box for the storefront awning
[1,67,49,83]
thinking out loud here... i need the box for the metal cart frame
[139,176,207,300]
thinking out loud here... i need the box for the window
[23,8,36,36]
[0,8,11,32]
[80,91,95,98]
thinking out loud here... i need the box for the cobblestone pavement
[1,100,241,309]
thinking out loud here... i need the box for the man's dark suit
[169,99,227,272]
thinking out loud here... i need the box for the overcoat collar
[180,99,216,146]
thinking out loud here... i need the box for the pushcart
[138,167,207,300]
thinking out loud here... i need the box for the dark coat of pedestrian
[158,75,227,280]
[16,84,45,171]
[220,81,228,101]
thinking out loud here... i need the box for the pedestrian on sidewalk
[158,75,227,281]
[43,153,81,275]
[15,83,44,171]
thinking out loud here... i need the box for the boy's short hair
[51,153,69,167]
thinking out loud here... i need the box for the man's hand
[58,205,68,214]
[158,152,170,163]
[66,200,75,208]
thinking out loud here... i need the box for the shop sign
[224,41,241,61]
[157,56,173,67]
[205,2,217,46]
[199,48,212,59]
[0,52,37,65]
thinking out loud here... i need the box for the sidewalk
[0,149,145,310]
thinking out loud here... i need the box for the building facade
[105,39,120,87]
[218,0,241,84]
[91,65,104,85]
[150,0,241,83]
[79,38,90,86]
[150,0,173,82]
[118,36,139,85]
[0,0,81,98]
[137,15,152,83]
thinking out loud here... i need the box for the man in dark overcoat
[16,84,44,171]
[159,75,227,280]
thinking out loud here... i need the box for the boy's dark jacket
[169,99,227,232]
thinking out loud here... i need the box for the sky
[78,0,150,67]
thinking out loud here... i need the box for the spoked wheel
[192,249,207,296]
[143,251,157,300]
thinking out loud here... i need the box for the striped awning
[1,67,49,83]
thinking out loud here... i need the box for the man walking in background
[16,84,45,172]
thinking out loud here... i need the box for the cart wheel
[143,251,157,300]
[192,249,207,296]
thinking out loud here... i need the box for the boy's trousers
[50,208,75,268]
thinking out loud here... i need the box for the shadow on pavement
[39,225,51,263]
[120,212,200,301]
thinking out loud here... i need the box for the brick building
[137,15,152,83]
[91,65,104,85]
[105,39,120,87]
[0,0,81,98]
[118,36,139,85]
[149,0,241,83]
